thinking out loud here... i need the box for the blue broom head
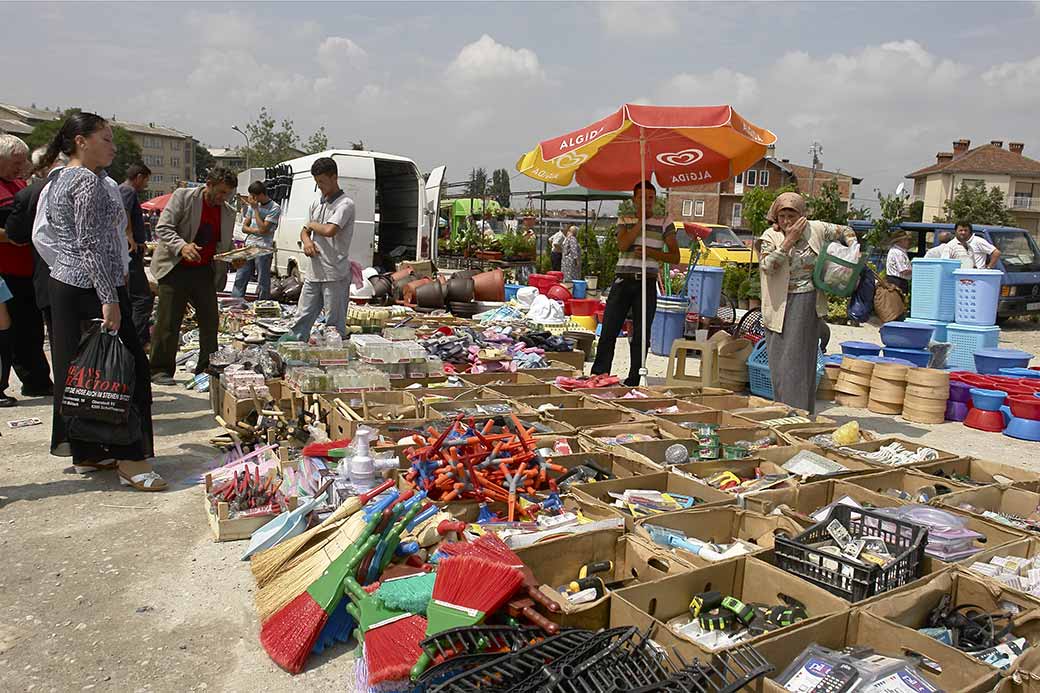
[312,597,356,654]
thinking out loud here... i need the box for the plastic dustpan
[241,485,330,561]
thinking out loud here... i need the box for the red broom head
[472,533,523,567]
[365,613,428,685]
[431,555,524,615]
[259,591,328,674]
[301,438,351,458]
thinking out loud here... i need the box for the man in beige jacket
[149,168,236,384]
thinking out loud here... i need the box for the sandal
[117,460,168,492]
[74,459,117,473]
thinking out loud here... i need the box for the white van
[237,149,445,279]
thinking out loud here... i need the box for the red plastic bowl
[569,298,602,317]
[964,407,1006,433]
[1010,395,1040,420]
[546,284,572,304]
[546,271,564,282]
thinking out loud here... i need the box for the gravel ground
[2,320,1040,692]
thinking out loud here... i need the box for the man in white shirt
[885,231,912,293]
[945,221,1001,269]
[923,231,953,258]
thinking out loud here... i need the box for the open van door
[424,165,446,263]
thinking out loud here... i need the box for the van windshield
[990,231,1040,271]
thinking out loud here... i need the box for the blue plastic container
[946,324,1001,371]
[974,348,1033,375]
[1000,367,1040,379]
[969,387,1008,411]
[1004,416,1040,442]
[954,269,1003,326]
[505,284,521,301]
[685,266,725,318]
[747,339,824,400]
[840,341,883,358]
[571,280,587,299]
[906,318,948,343]
[650,296,687,356]
[910,258,960,322]
[880,322,934,349]
[881,347,931,367]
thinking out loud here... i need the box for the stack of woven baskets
[835,357,873,408]
[718,338,754,392]
[902,368,950,424]
[817,364,841,402]
[867,362,909,415]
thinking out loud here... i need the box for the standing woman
[42,113,164,491]
[562,224,582,282]
[758,192,856,414]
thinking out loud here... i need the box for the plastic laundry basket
[954,269,1003,326]
[684,266,724,318]
[910,258,960,322]
[650,296,687,356]
[746,339,825,400]
[946,323,1000,371]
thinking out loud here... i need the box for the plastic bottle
[349,426,377,493]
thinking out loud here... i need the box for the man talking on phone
[149,168,236,385]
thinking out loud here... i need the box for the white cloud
[598,3,678,37]
[317,36,368,74]
[446,34,544,83]
[660,69,759,108]
[982,55,1040,103]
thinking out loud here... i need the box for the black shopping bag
[60,324,135,424]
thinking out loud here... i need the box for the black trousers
[49,279,154,462]
[127,249,154,347]
[0,273,53,395]
[150,263,218,377]
[591,276,657,385]
[550,252,563,272]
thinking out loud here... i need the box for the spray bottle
[348,426,377,493]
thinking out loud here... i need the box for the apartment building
[906,138,1040,235]
[0,102,196,198]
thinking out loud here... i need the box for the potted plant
[514,232,535,260]
[737,278,751,310]
[745,276,761,310]
[520,207,538,229]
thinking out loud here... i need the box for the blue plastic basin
[840,341,882,358]
[880,322,935,349]
[881,347,931,367]
[975,348,1032,375]
[969,387,1008,411]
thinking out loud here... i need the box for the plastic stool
[666,339,719,387]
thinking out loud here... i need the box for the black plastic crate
[773,504,927,602]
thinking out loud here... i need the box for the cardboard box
[547,406,652,430]
[217,378,293,427]
[742,478,908,524]
[528,363,582,381]
[602,426,775,470]
[546,349,586,369]
[609,397,714,416]
[633,507,804,567]
[672,458,797,498]
[425,398,537,418]
[732,407,836,433]
[916,457,1040,489]
[571,471,735,531]
[459,371,541,386]
[609,556,847,661]
[824,436,965,470]
[551,450,660,482]
[652,409,766,430]
[938,486,1040,536]
[741,444,880,480]
[512,527,693,630]
[389,375,449,389]
[752,611,1001,693]
[484,382,567,399]
[517,393,614,412]
[870,568,1040,669]
[779,424,879,446]
[691,393,777,410]
[840,468,973,499]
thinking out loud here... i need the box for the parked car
[670,221,758,268]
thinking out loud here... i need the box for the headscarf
[765,191,807,225]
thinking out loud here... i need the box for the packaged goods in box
[939,486,1040,535]
[673,457,796,496]
[840,468,972,503]
[571,471,735,531]
[820,436,963,469]
[544,406,652,430]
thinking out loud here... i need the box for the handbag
[874,278,906,323]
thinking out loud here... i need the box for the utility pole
[808,141,822,195]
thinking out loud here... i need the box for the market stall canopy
[534,185,630,202]
[441,198,504,218]
[141,192,173,211]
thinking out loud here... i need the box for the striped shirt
[46,167,128,304]
[615,222,674,276]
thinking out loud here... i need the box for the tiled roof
[907,143,1040,178]
[787,162,862,184]
[0,102,193,140]
[0,118,33,135]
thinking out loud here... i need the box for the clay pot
[403,277,433,305]
[415,280,445,309]
[445,275,475,303]
[390,267,414,284]
[449,301,480,318]
[369,275,393,299]
[472,269,505,302]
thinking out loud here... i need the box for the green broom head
[376,572,437,614]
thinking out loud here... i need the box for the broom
[376,571,437,614]
[409,555,524,680]
[251,478,394,586]
[440,533,561,615]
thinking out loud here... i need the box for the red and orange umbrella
[516,103,775,381]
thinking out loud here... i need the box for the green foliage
[741,184,797,235]
[241,107,327,168]
[597,226,620,287]
[25,111,142,182]
[467,168,489,197]
[866,193,905,248]
[498,230,534,258]
[827,295,850,322]
[194,143,215,180]
[490,168,512,208]
[937,181,1015,226]
[577,225,600,276]
[847,205,872,221]
[907,199,924,222]
[617,196,667,218]
[536,251,552,273]
[721,262,749,301]
[805,180,847,224]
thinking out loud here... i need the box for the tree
[907,199,924,223]
[490,168,512,208]
[194,143,215,180]
[805,179,847,224]
[303,127,328,154]
[25,110,142,182]
[848,205,872,221]
[240,107,329,168]
[467,167,489,198]
[740,184,796,235]
[616,195,667,218]
[865,192,905,248]
[937,181,1015,226]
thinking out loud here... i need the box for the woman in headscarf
[562,224,581,282]
[758,192,857,414]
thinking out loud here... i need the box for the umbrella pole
[639,130,648,386]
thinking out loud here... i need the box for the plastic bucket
[650,296,687,356]
[954,269,1002,326]
[504,284,521,301]
[571,279,587,299]
[685,266,724,318]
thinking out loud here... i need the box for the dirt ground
[2,321,1040,692]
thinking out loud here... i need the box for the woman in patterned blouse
[42,113,164,491]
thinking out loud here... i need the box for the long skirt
[765,291,820,415]
[49,278,154,462]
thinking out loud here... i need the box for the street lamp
[232,125,250,169]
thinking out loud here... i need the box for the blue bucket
[505,284,521,301]
[685,267,725,318]
[571,280,587,299]
[650,296,687,356]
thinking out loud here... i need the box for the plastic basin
[969,387,1008,411]
[880,322,934,349]
[1004,415,1040,441]
[974,348,1033,375]
[881,347,931,367]
[840,341,883,358]
[946,400,970,421]
[965,407,1006,432]
[1001,367,1040,379]
[569,298,601,317]
[948,381,972,403]
[1009,395,1040,420]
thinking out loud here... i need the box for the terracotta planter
[747,298,761,310]
[444,275,475,303]
[522,216,536,229]
[369,275,393,299]
[415,280,445,309]
[402,277,433,305]
[390,267,414,284]
[472,268,505,302]
[476,250,503,261]
[738,299,749,310]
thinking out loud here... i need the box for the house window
[732,203,742,225]
[151,174,163,184]
[171,157,180,167]
[745,170,757,186]
[694,200,705,217]
[735,173,743,184]
[681,200,694,217]
[759,170,769,187]
[156,156,164,167]
[962,178,984,189]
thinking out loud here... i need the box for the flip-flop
[73,459,117,473]
[117,461,168,492]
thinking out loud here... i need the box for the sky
[6,1,1040,214]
